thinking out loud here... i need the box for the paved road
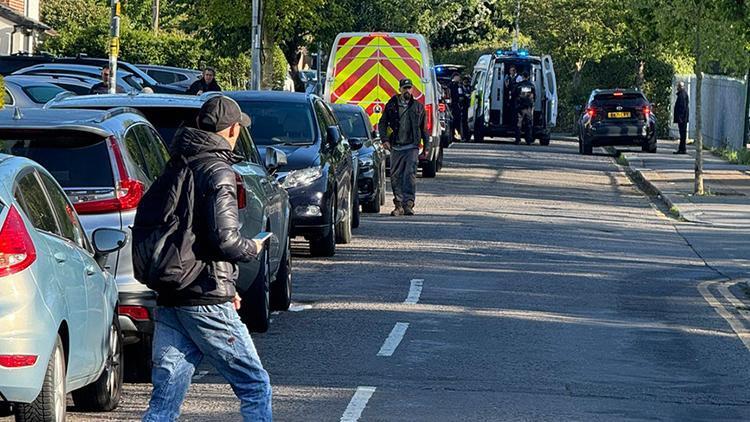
[11,140,750,421]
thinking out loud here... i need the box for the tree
[654,0,749,194]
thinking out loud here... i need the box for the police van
[467,49,558,144]
[324,32,444,177]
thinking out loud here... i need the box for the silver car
[2,75,70,108]
[0,153,127,420]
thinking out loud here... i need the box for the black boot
[403,201,415,216]
[390,201,404,216]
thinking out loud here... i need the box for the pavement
[6,139,750,421]
[614,138,750,279]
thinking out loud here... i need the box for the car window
[22,85,67,104]
[237,127,261,165]
[3,89,14,106]
[123,75,144,91]
[333,109,369,138]
[14,172,59,235]
[174,73,188,82]
[39,172,87,248]
[147,69,176,84]
[0,133,114,188]
[55,83,89,95]
[592,93,648,107]
[124,127,152,182]
[320,102,338,127]
[134,125,167,180]
[237,100,316,146]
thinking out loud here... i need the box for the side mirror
[326,125,341,146]
[92,228,128,266]
[265,147,287,173]
[349,137,365,151]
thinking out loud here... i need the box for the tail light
[642,105,651,118]
[236,173,247,209]
[73,136,145,215]
[585,107,597,119]
[0,206,37,277]
[0,355,38,367]
[425,104,434,133]
[118,305,149,321]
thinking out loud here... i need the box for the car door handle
[53,252,67,264]
[85,265,97,276]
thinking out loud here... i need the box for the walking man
[140,96,272,422]
[673,81,689,154]
[89,66,125,94]
[460,76,472,142]
[379,78,429,216]
[514,71,536,145]
[187,67,222,95]
[448,72,464,141]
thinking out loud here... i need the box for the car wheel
[310,201,336,257]
[16,336,66,422]
[351,192,360,229]
[436,147,444,172]
[642,136,657,153]
[380,166,386,206]
[124,334,152,383]
[540,136,550,146]
[72,315,123,411]
[335,189,353,244]
[240,248,271,333]
[582,138,593,155]
[270,234,292,311]
[473,118,484,143]
[363,186,381,213]
[422,154,438,178]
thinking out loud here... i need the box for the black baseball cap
[197,96,251,133]
[399,78,413,89]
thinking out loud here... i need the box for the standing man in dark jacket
[460,76,472,141]
[142,97,272,422]
[379,78,429,216]
[514,72,536,145]
[187,67,222,95]
[448,73,464,141]
[89,66,125,94]
[673,81,690,154]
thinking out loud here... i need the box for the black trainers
[673,150,687,155]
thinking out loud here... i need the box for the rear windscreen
[593,93,647,106]
[0,131,113,188]
[138,108,199,147]
[22,85,67,104]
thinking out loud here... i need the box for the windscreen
[22,85,68,104]
[237,101,315,145]
[0,131,114,188]
[333,109,368,138]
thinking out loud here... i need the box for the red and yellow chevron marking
[331,34,424,127]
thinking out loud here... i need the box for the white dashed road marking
[377,322,409,357]
[698,279,750,352]
[404,279,424,304]
[340,386,376,422]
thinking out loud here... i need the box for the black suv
[227,91,355,257]
[577,89,657,155]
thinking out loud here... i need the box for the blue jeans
[143,302,272,422]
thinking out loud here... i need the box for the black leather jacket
[157,127,257,306]
[378,95,429,149]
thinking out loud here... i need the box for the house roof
[0,4,54,34]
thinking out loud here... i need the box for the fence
[671,74,749,150]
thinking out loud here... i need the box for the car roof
[5,74,93,85]
[48,92,206,109]
[18,63,134,76]
[225,90,314,103]
[0,107,146,137]
[137,64,201,73]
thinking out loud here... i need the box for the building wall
[0,0,25,15]
[0,15,29,55]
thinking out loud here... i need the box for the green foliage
[712,147,750,165]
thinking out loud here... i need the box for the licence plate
[608,111,631,118]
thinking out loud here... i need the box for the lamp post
[108,0,121,94]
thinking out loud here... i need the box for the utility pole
[316,43,322,94]
[250,0,262,90]
[152,0,159,33]
[109,0,121,94]
[743,69,750,147]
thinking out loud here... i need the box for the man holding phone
[142,97,273,421]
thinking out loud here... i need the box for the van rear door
[541,55,558,127]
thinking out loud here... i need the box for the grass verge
[710,147,750,165]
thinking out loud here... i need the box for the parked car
[468,49,558,144]
[324,32,443,177]
[48,93,292,340]
[0,53,55,75]
[8,73,96,95]
[227,91,355,257]
[332,103,387,213]
[2,75,70,108]
[0,146,128,420]
[136,64,202,91]
[577,88,657,155]
[13,64,143,93]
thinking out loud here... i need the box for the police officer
[504,65,522,126]
[460,76,472,142]
[448,73,464,141]
[514,71,535,145]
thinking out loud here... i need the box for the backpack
[132,155,207,292]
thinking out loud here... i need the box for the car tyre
[310,201,336,257]
[124,334,152,383]
[473,118,484,143]
[240,248,271,333]
[380,166,387,206]
[16,336,66,422]
[642,136,657,153]
[351,192,360,229]
[540,136,550,146]
[363,186,381,213]
[72,315,123,411]
[436,147,444,172]
[582,138,593,155]
[335,189,353,244]
[270,234,292,311]
[422,153,438,178]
